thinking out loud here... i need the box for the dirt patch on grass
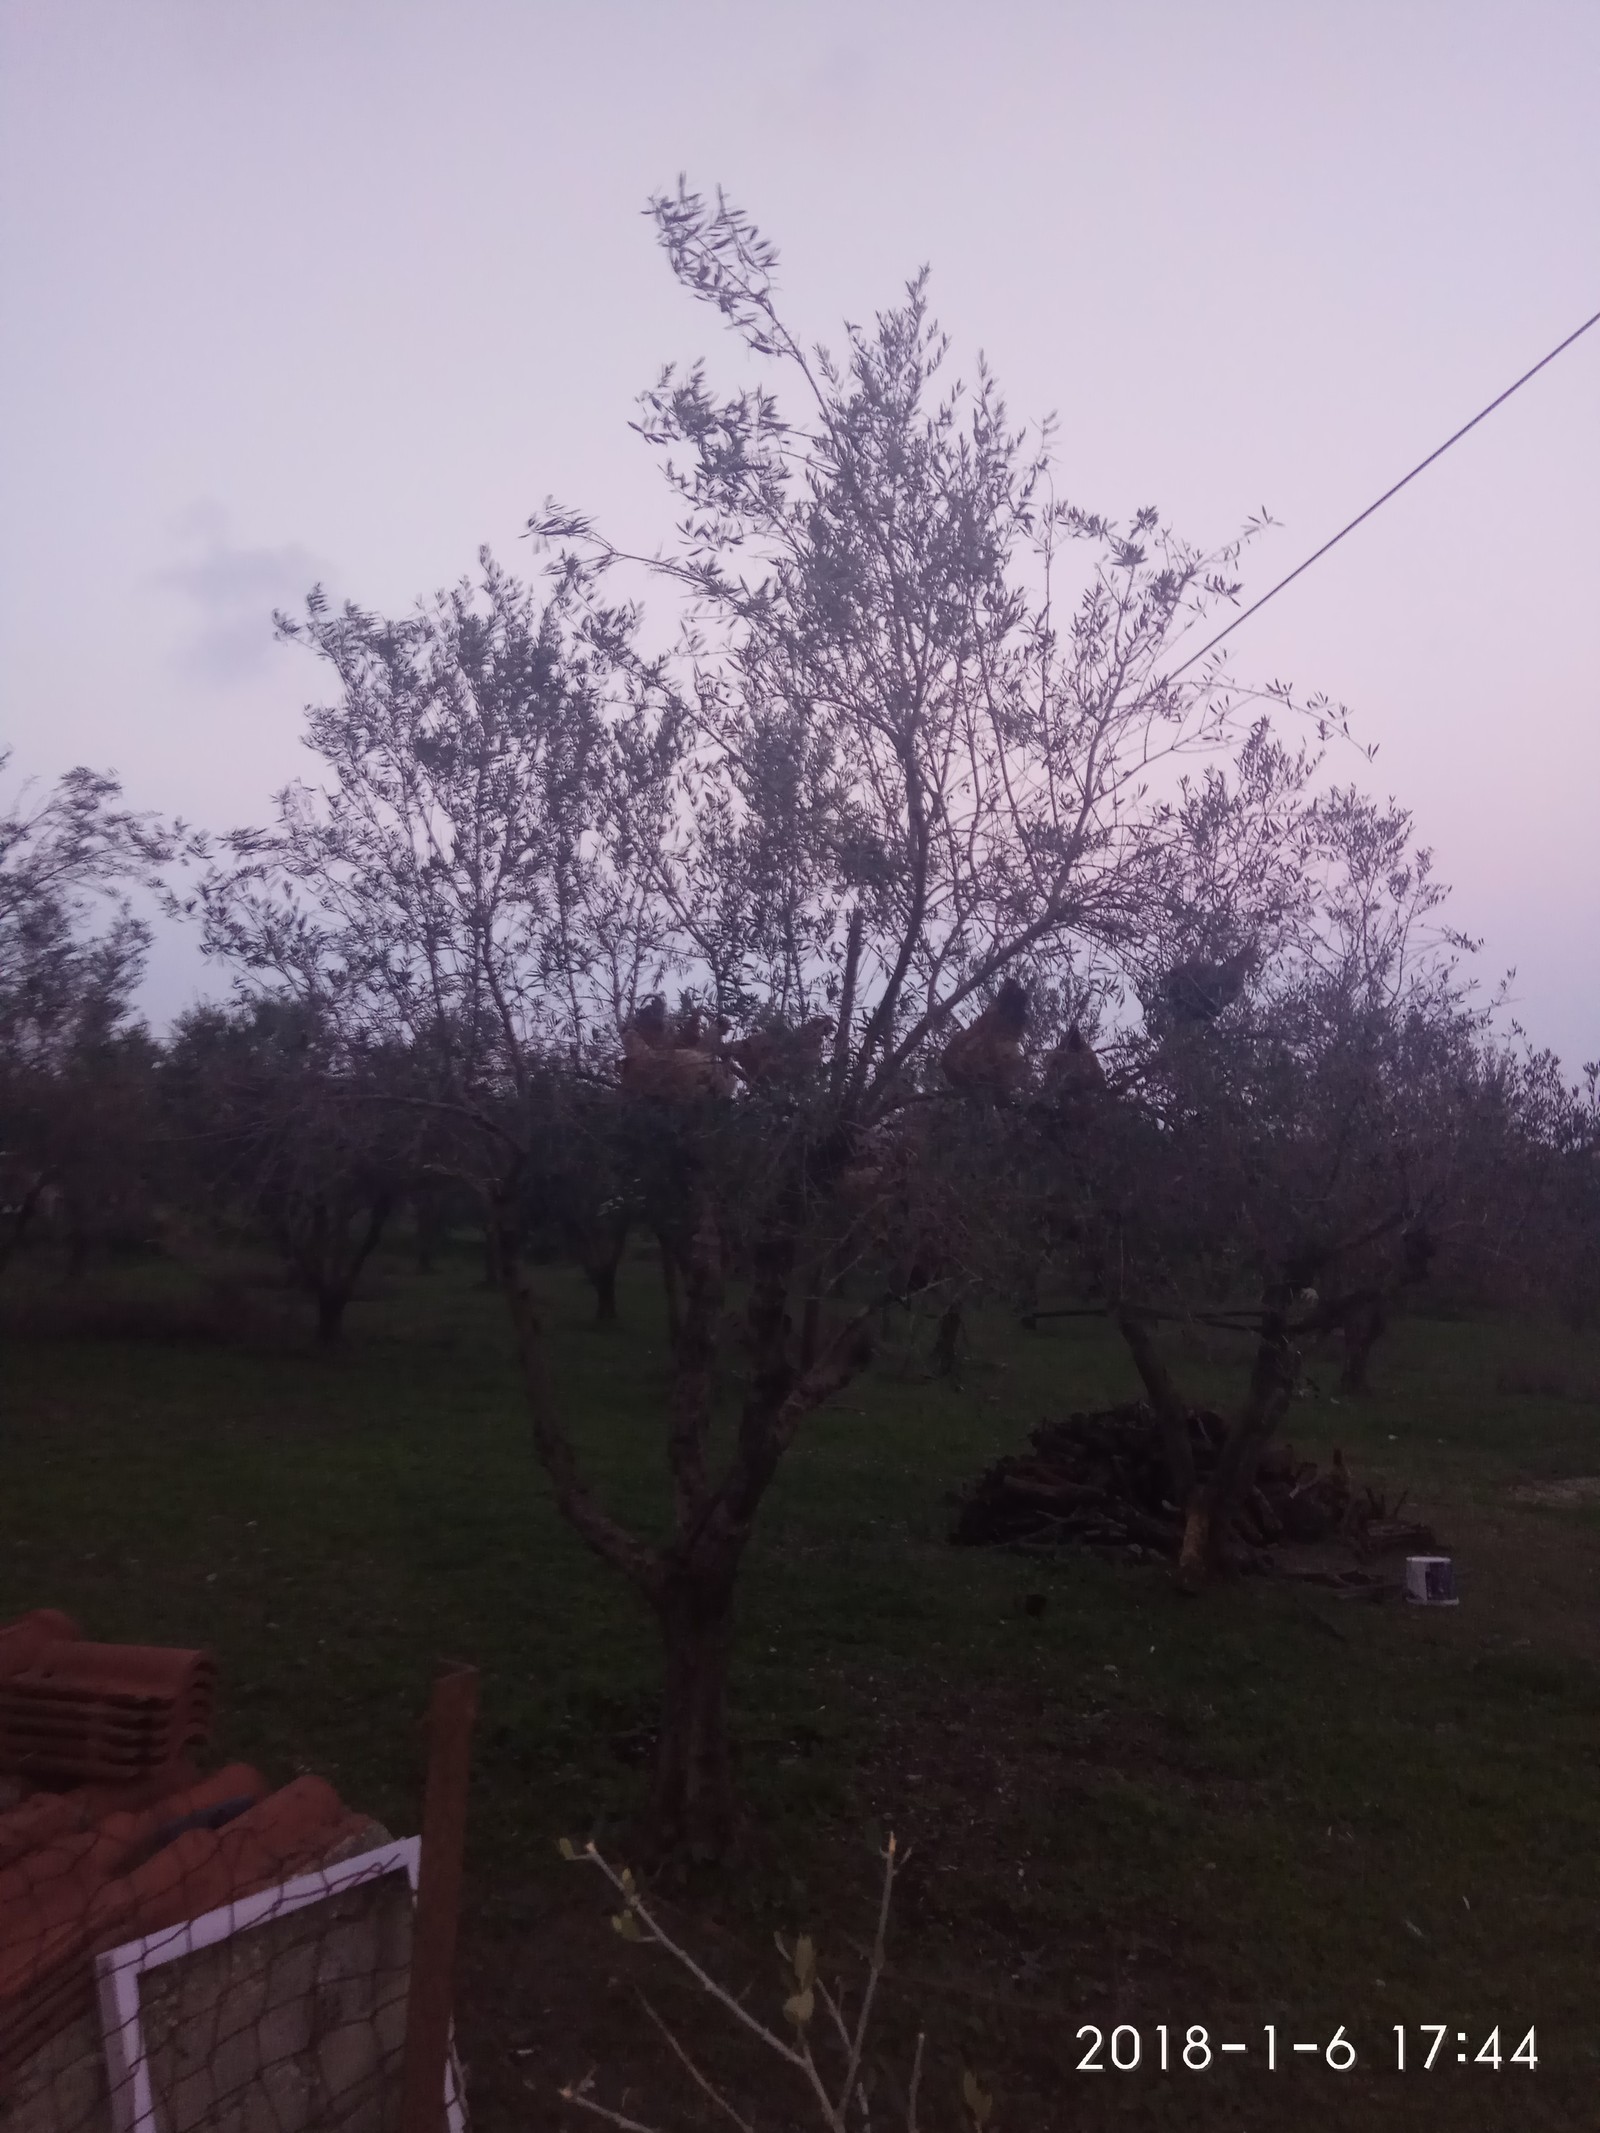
[1508,1477,1600,1507]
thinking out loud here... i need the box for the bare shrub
[557,1836,994,2133]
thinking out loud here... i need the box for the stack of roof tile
[0,1612,215,1785]
[0,1611,376,2090]
[0,1763,375,2085]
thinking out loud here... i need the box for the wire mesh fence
[0,1613,471,2133]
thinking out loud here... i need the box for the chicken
[941,978,1029,1095]
[1161,945,1257,1023]
[619,997,734,1099]
[723,1015,834,1088]
[1042,1022,1107,1108]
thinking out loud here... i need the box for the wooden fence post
[400,1662,479,2133]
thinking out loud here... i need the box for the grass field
[4,1250,1599,2131]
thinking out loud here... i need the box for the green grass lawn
[4,1254,1599,2130]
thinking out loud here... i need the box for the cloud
[158,505,328,682]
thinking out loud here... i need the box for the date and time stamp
[1072,2022,1540,2076]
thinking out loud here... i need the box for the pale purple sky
[3,1,1596,1064]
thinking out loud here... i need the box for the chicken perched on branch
[672,1005,726,1051]
[1161,944,1258,1024]
[1042,1022,1108,1118]
[619,997,734,1100]
[723,1015,834,1089]
[836,1116,909,1218]
[941,978,1030,1096]
[627,994,669,1048]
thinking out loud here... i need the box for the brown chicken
[941,978,1030,1095]
[723,1015,834,1088]
[619,998,734,1099]
[1043,1022,1107,1099]
[1161,945,1257,1023]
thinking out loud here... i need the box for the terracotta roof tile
[0,1772,359,2086]
[0,1614,79,1682]
[0,1616,378,2088]
[0,1763,202,1874]
[0,1628,215,1785]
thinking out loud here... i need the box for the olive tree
[202,188,1340,1850]
[510,187,1343,1840]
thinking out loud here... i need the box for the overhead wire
[1167,303,1600,683]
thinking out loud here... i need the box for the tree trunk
[0,1180,46,1281]
[414,1196,444,1275]
[1176,1493,1214,1592]
[315,1287,348,1343]
[798,1292,821,1373]
[1339,1294,1386,1394]
[1116,1310,1197,1505]
[931,1302,964,1382]
[498,1165,871,1859]
[660,1237,683,1350]
[1180,1307,1300,1588]
[588,1255,619,1324]
[1120,1303,1299,1593]
[652,1570,736,1856]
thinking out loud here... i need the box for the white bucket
[1404,1555,1459,1606]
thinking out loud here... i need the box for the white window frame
[93,1835,466,2133]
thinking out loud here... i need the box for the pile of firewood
[951,1402,1435,1563]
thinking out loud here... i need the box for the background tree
[1029,784,1524,1586]
[162,998,420,1342]
[0,752,180,1279]
[194,554,654,1184]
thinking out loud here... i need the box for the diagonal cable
[1168,304,1600,683]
